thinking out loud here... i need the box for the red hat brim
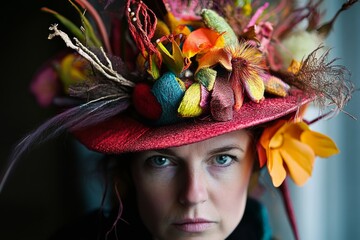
[74,89,313,154]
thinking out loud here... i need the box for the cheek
[218,175,249,217]
[212,161,254,233]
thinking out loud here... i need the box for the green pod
[201,9,239,48]
[195,67,217,91]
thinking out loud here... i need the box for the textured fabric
[48,198,273,240]
[74,89,312,154]
[210,76,235,121]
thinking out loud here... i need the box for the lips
[173,218,215,233]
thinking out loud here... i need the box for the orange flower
[182,27,225,58]
[182,28,232,70]
[259,120,339,187]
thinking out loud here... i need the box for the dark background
[0,1,92,239]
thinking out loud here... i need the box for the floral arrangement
[30,0,357,187]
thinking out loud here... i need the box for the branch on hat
[48,24,135,89]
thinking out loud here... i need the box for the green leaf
[68,0,102,48]
[42,7,85,44]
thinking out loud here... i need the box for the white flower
[278,30,325,68]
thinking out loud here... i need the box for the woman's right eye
[146,156,173,168]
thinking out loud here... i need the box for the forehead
[129,130,255,164]
[145,129,253,157]
[129,129,256,171]
[173,129,251,150]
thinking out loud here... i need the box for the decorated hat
[30,0,354,184]
[1,0,358,239]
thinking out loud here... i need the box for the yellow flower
[229,43,265,104]
[259,120,339,187]
[57,53,87,92]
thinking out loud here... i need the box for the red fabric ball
[132,82,162,120]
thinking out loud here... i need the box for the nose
[178,167,209,206]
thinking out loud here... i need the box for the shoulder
[48,209,151,240]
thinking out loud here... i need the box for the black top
[49,198,273,240]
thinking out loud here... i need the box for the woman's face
[131,130,254,240]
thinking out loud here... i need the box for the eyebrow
[152,144,245,156]
[208,145,245,155]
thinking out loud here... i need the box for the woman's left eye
[212,155,236,167]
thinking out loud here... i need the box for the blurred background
[0,1,89,239]
[0,0,359,239]
[290,1,360,239]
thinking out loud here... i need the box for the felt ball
[133,82,162,120]
[152,72,185,125]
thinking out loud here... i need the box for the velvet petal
[301,131,340,157]
[280,136,315,186]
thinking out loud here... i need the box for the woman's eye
[147,156,173,168]
[213,155,236,167]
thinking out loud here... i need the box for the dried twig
[48,24,135,88]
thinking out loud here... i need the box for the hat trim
[75,89,313,154]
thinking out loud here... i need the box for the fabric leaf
[178,83,203,117]
[243,73,265,103]
[280,136,315,186]
[196,48,232,71]
[182,27,225,58]
[157,39,185,75]
[301,131,340,157]
[268,149,287,187]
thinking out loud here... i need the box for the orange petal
[268,121,291,148]
[269,132,284,149]
[301,130,340,158]
[294,103,310,121]
[260,120,286,148]
[182,28,225,58]
[230,73,244,111]
[196,48,232,71]
[257,142,267,168]
[284,121,309,139]
[267,149,287,187]
[287,59,302,74]
[173,25,191,37]
[280,136,315,186]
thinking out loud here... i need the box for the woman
[125,130,256,239]
[51,129,268,239]
[1,0,357,239]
